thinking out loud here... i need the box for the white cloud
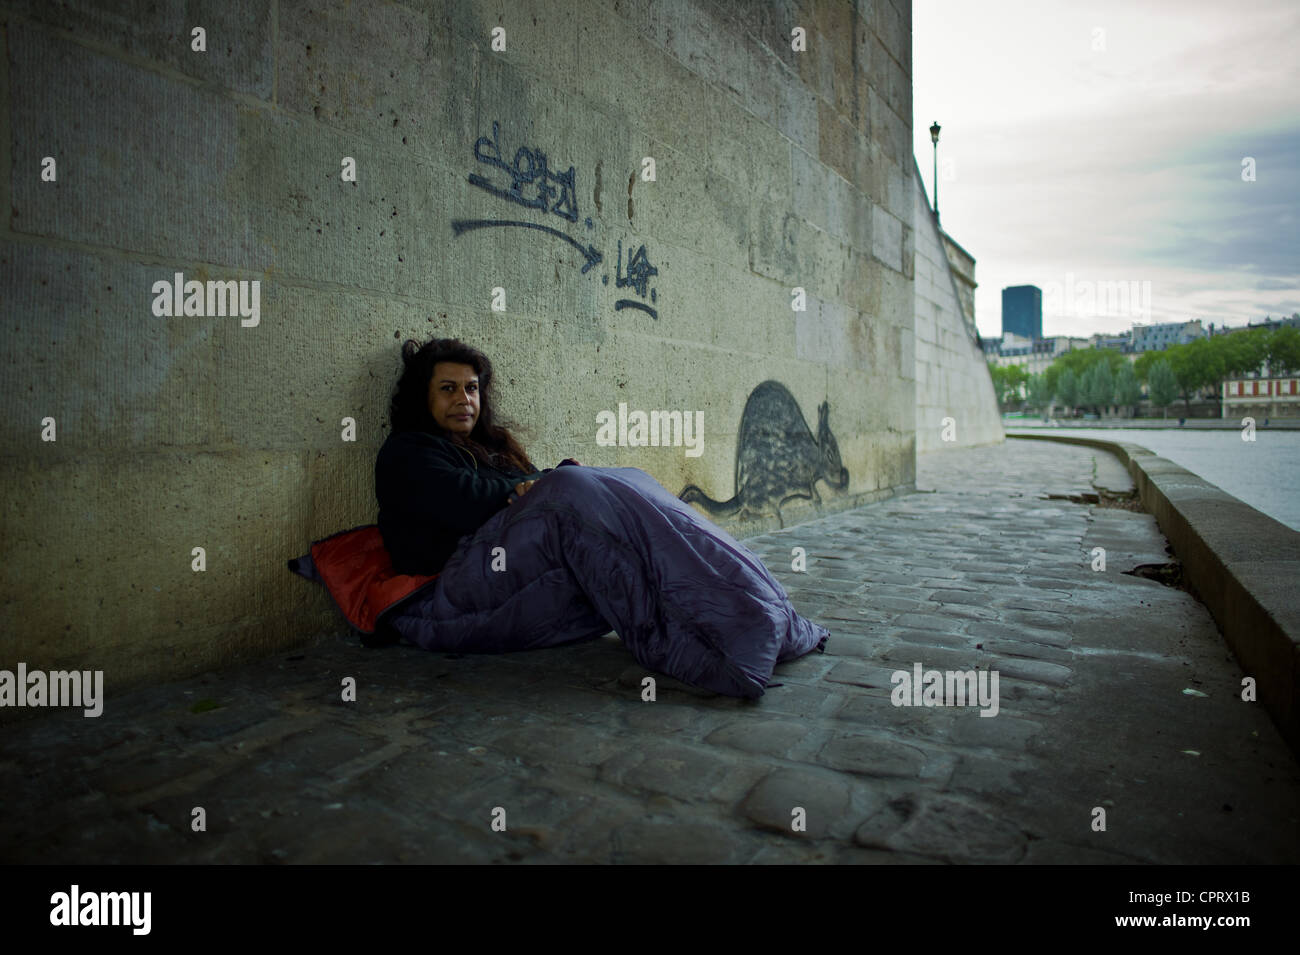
[912,0,1300,338]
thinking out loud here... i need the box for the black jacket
[375,430,548,575]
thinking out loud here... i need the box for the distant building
[1002,286,1042,341]
[1223,375,1300,418]
[1091,330,1133,353]
[984,334,1091,377]
[1131,320,1205,352]
[1241,313,1300,333]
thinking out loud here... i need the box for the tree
[1115,361,1142,417]
[1084,360,1114,414]
[1163,343,1200,415]
[1056,367,1079,412]
[1267,326,1300,375]
[1025,373,1052,415]
[1221,328,1268,379]
[1134,347,1161,383]
[988,362,1029,410]
[1147,359,1178,418]
[1182,336,1227,413]
[1044,347,1114,398]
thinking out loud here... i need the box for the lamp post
[929,120,941,223]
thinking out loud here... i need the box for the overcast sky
[911,0,1300,341]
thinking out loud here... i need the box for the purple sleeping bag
[384,464,830,698]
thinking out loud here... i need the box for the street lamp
[929,121,941,223]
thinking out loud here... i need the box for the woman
[374,337,829,698]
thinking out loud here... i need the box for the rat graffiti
[679,381,849,528]
[451,120,661,319]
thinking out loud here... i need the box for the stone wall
[912,159,1002,452]
[0,0,918,690]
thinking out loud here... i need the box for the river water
[1005,426,1300,532]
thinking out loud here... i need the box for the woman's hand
[509,479,538,503]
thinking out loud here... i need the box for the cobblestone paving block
[457,773,612,855]
[823,660,902,697]
[989,596,1080,616]
[337,747,505,816]
[738,767,870,840]
[858,595,934,614]
[704,718,817,758]
[793,577,866,596]
[957,574,1028,590]
[887,628,970,649]
[813,731,929,778]
[1002,609,1077,629]
[801,563,874,582]
[741,680,835,717]
[815,632,878,658]
[833,693,944,735]
[857,571,935,587]
[774,651,838,683]
[889,611,968,633]
[976,638,1074,666]
[815,605,896,626]
[927,589,995,606]
[853,792,1029,863]
[481,721,630,770]
[875,645,985,672]
[540,800,645,863]
[923,603,1000,622]
[963,620,1072,647]
[618,698,707,733]
[987,656,1073,688]
[597,740,744,804]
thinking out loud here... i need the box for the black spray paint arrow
[450,219,603,273]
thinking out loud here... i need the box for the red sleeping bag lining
[304,525,438,633]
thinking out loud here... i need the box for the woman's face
[428,361,480,436]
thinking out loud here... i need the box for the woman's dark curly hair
[389,337,536,474]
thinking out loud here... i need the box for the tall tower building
[1002,285,1043,341]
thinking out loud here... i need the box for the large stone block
[871,204,903,272]
[6,0,273,99]
[0,448,328,672]
[278,0,475,161]
[8,23,273,267]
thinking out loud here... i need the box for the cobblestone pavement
[2,440,1296,864]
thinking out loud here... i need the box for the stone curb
[1008,432,1300,759]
